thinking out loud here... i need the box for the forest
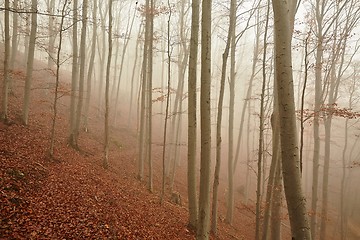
[1,0,360,239]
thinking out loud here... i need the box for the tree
[1,0,10,122]
[104,0,112,169]
[83,0,98,132]
[224,0,237,225]
[69,0,79,145]
[46,0,56,69]
[10,0,19,82]
[22,0,38,125]
[112,2,137,125]
[73,0,88,148]
[197,0,211,238]
[50,0,69,158]
[256,1,270,238]
[187,0,199,229]
[271,0,311,238]
[211,0,236,232]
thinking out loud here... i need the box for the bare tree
[211,0,236,232]
[1,0,10,122]
[50,0,69,158]
[197,0,212,238]
[22,0,38,125]
[187,0,199,230]
[104,0,113,169]
[271,0,311,238]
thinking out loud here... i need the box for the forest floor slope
[0,50,254,239]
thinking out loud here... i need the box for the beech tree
[104,0,112,169]
[72,0,88,148]
[50,0,69,157]
[1,0,10,122]
[197,0,211,238]
[187,0,199,229]
[69,0,79,145]
[271,0,311,238]
[22,0,37,125]
[10,0,19,78]
[211,0,236,232]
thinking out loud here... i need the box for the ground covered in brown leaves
[0,50,256,239]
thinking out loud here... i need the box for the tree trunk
[197,0,211,238]
[225,0,237,225]
[104,0,112,169]
[138,0,151,181]
[83,0,98,132]
[10,0,19,80]
[50,0,67,157]
[69,0,79,144]
[212,0,236,232]
[271,0,311,238]
[47,0,56,69]
[22,0,38,125]
[147,0,154,192]
[73,0,88,148]
[256,2,270,239]
[2,0,10,122]
[128,23,142,128]
[187,0,199,229]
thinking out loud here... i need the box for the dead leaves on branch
[297,103,360,123]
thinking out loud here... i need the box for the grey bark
[73,0,88,147]
[83,0,98,132]
[104,0,112,169]
[197,0,211,238]
[271,0,311,238]
[22,0,37,125]
[69,0,79,144]
[2,0,10,122]
[50,0,68,157]
[212,0,236,232]
[187,0,199,229]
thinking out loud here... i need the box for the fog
[1,0,360,238]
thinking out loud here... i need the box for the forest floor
[0,50,257,239]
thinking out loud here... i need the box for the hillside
[0,50,255,239]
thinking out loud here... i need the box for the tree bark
[187,0,199,229]
[104,0,112,169]
[197,0,211,238]
[271,0,311,238]
[22,0,38,125]
[2,0,10,122]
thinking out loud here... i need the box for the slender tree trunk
[50,0,67,157]
[225,0,237,225]
[146,0,154,192]
[69,0,79,143]
[73,0,88,147]
[161,0,172,204]
[256,3,270,239]
[22,0,38,125]
[211,0,236,232]
[113,3,137,124]
[47,0,56,68]
[10,0,19,92]
[138,0,151,181]
[104,0,112,169]
[128,23,142,127]
[197,0,211,238]
[2,0,10,122]
[311,2,324,237]
[24,14,30,66]
[83,0,98,132]
[187,0,199,229]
